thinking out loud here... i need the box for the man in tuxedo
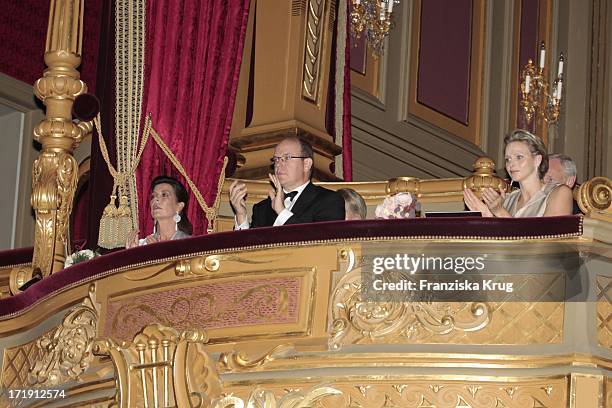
[544,154,581,214]
[229,137,345,228]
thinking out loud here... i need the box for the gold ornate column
[28,0,91,279]
[230,0,342,181]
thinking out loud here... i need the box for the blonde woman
[464,130,573,217]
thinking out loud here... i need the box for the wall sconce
[520,42,565,125]
[350,0,399,55]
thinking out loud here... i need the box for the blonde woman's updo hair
[503,129,549,179]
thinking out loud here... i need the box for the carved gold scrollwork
[28,284,100,387]
[31,150,78,277]
[56,152,78,243]
[577,176,612,216]
[302,0,326,102]
[212,385,342,408]
[329,267,490,349]
[29,0,92,278]
[224,380,566,407]
[219,344,295,372]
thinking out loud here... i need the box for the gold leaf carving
[502,386,517,399]
[329,267,490,349]
[30,150,79,277]
[212,385,342,408]
[219,344,295,372]
[393,384,408,394]
[223,379,567,408]
[356,385,370,397]
[577,176,612,215]
[302,0,326,102]
[417,395,436,408]
[1,334,45,402]
[28,284,99,387]
[93,323,219,407]
[495,398,508,407]
[430,384,444,393]
[466,385,481,398]
[596,275,612,348]
[456,395,472,408]
[174,254,284,277]
[540,385,553,396]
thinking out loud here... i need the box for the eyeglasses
[270,154,309,165]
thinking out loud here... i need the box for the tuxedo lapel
[289,183,317,217]
[263,198,277,226]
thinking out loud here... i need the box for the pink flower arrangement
[375,193,418,219]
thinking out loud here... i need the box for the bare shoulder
[544,184,573,216]
[550,184,573,199]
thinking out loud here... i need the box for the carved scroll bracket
[577,176,612,218]
[30,150,79,278]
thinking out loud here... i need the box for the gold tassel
[98,195,120,249]
[116,195,132,246]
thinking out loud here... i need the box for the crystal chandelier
[350,0,399,55]
[520,42,565,125]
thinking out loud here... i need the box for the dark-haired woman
[464,129,573,217]
[126,176,192,248]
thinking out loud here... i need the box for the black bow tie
[285,191,298,200]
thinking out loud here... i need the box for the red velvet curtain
[137,0,250,236]
[342,0,353,181]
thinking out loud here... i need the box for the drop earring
[173,212,181,232]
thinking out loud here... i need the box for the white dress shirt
[235,181,310,229]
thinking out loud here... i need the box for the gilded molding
[34,76,86,102]
[174,254,282,277]
[219,344,295,372]
[224,378,567,408]
[387,177,421,195]
[28,284,99,387]
[597,275,612,348]
[302,0,326,102]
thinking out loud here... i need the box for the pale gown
[502,183,560,217]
